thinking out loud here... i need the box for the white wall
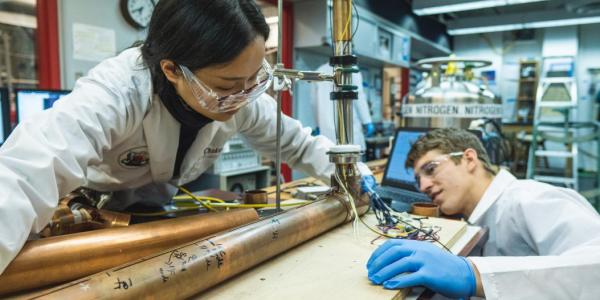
[577,24,600,124]
[454,31,543,122]
[576,23,600,171]
[455,25,600,171]
[58,0,147,89]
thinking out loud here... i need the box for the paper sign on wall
[73,23,116,62]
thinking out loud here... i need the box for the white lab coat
[310,63,372,150]
[0,47,336,274]
[468,169,600,299]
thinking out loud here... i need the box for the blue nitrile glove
[311,126,320,136]
[364,123,376,137]
[367,239,476,299]
[361,175,378,194]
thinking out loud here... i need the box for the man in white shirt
[367,128,600,299]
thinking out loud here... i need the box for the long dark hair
[141,0,270,95]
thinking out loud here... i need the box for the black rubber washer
[329,55,358,66]
[330,91,358,100]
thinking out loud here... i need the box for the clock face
[122,0,156,29]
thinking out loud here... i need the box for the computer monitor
[0,88,9,144]
[15,89,70,123]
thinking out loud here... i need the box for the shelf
[516,60,539,124]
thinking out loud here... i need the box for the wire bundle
[341,175,450,251]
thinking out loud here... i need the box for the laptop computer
[375,127,431,212]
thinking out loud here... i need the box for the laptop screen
[382,128,428,191]
[16,89,70,123]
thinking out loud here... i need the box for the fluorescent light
[449,15,600,35]
[525,16,600,28]
[448,24,523,35]
[506,0,545,3]
[413,0,548,16]
[414,0,504,16]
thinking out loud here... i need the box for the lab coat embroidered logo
[119,147,150,168]
[203,146,223,158]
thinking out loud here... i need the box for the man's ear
[160,59,181,84]
[464,148,479,173]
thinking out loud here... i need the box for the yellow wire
[173,195,225,203]
[340,0,352,40]
[177,186,217,212]
[130,201,311,217]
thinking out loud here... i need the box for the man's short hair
[405,128,497,176]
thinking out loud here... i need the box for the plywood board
[197,213,467,300]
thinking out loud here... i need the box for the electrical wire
[340,0,353,42]
[343,0,360,54]
[178,185,218,212]
[334,172,397,238]
[333,173,451,251]
[173,195,227,203]
[130,200,312,217]
[329,0,360,53]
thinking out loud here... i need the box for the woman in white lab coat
[0,0,341,274]
[367,128,600,299]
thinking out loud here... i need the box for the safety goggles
[179,60,273,113]
[414,151,464,190]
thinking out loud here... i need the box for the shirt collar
[468,169,517,224]
[158,83,213,130]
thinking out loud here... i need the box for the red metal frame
[401,68,409,103]
[265,0,293,181]
[36,0,61,89]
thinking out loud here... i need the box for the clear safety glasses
[414,151,464,190]
[179,60,273,113]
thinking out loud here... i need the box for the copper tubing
[332,0,355,145]
[26,194,367,299]
[0,208,259,296]
[243,190,268,204]
[333,0,352,42]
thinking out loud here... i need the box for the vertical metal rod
[275,91,283,211]
[275,0,284,211]
[277,1,283,66]
[332,0,354,145]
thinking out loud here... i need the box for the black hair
[140,0,270,95]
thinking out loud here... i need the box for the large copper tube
[0,208,259,296]
[26,195,364,299]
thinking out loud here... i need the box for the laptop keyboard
[375,187,430,212]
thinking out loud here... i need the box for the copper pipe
[0,209,258,296]
[26,195,366,299]
[332,0,352,42]
[332,0,355,145]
